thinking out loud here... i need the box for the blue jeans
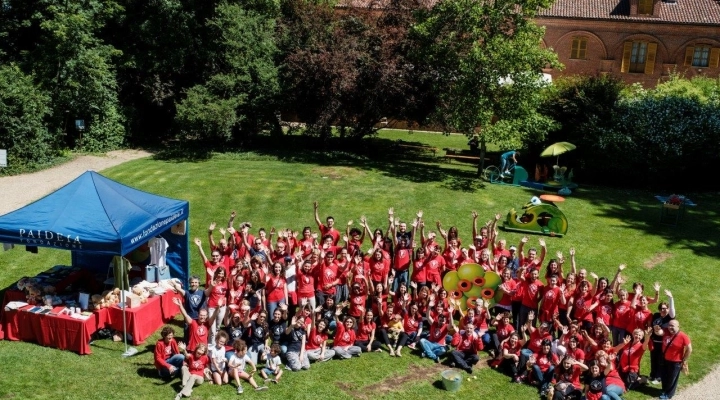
[601,384,624,400]
[419,339,447,360]
[500,157,512,172]
[267,300,286,319]
[392,270,409,293]
[158,354,185,378]
[532,365,554,389]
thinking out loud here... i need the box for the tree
[0,64,56,174]
[174,0,280,142]
[26,0,125,151]
[409,0,560,176]
[277,0,420,139]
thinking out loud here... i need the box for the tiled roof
[537,0,720,25]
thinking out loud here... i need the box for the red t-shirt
[427,321,448,345]
[495,321,515,342]
[521,279,544,308]
[349,292,368,318]
[502,340,523,357]
[357,321,376,342]
[187,319,211,352]
[265,275,286,303]
[595,301,614,326]
[619,341,645,373]
[456,333,483,353]
[403,314,422,334]
[662,331,691,362]
[317,263,338,295]
[442,248,463,272]
[319,224,341,246]
[572,292,595,323]
[534,352,559,373]
[185,353,209,377]
[305,328,327,351]
[410,257,427,283]
[556,365,583,388]
[154,339,180,369]
[207,281,227,308]
[204,260,229,286]
[334,322,356,347]
[393,248,412,272]
[527,330,552,354]
[539,286,562,321]
[631,308,653,332]
[425,255,446,277]
[296,267,316,298]
[369,257,390,283]
[612,300,633,330]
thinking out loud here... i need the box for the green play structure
[502,195,569,237]
[483,165,529,186]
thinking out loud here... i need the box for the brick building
[537,0,720,87]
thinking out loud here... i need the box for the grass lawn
[0,137,718,400]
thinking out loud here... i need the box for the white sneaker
[650,379,661,385]
[255,386,268,391]
[174,394,182,400]
[237,385,244,394]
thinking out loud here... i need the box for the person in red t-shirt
[333,306,362,359]
[539,274,565,324]
[489,312,515,365]
[194,237,229,287]
[175,343,209,400]
[518,267,544,329]
[314,201,341,245]
[355,310,382,352]
[367,246,390,288]
[548,355,587,399]
[306,313,335,362]
[174,297,221,352]
[527,339,560,395]
[661,320,692,399]
[155,326,185,379]
[425,246,446,285]
[616,328,651,389]
[449,323,484,374]
[410,247,428,293]
[419,299,451,362]
[315,252,339,308]
[501,332,526,379]
[568,280,598,332]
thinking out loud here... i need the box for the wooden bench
[395,142,438,156]
[444,154,484,163]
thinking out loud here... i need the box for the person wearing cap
[507,245,520,278]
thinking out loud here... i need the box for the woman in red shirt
[616,328,651,390]
[549,355,587,400]
[410,247,428,294]
[306,314,335,362]
[528,339,559,396]
[155,326,184,379]
[568,279,597,331]
[501,332,526,380]
[396,302,423,356]
[355,310,382,352]
[175,343,209,400]
[265,262,288,318]
[333,308,362,359]
[207,268,228,346]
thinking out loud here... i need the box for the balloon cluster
[442,263,502,311]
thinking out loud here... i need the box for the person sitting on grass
[418,299,452,363]
[227,339,268,394]
[208,331,229,385]
[306,308,335,362]
[154,326,185,379]
[284,314,310,371]
[448,322,483,374]
[333,306,362,359]
[175,343,209,400]
[260,344,284,384]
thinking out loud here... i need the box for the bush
[0,65,58,174]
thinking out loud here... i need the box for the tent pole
[121,258,137,357]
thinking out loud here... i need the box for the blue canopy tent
[0,171,189,283]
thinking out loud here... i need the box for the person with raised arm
[194,237,228,287]
[306,304,335,362]
[448,321,483,374]
[173,296,221,352]
[314,201,340,245]
[284,314,310,371]
[333,304,362,359]
[518,236,547,271]
[419,297,452,362]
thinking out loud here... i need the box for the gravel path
[0,148,713,399]
[0,149,151,215]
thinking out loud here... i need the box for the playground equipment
[502,195,569,237]
[483,163,530,186]
[442,263,503,311]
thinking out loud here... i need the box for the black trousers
[450,349,479,371]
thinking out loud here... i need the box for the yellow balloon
[465,284,483,298]
[482,271,502,288]
[457,263,484,282]
[442,271,460,292]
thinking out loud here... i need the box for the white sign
[0,149,6,167]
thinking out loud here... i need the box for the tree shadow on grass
[512,184,720,259]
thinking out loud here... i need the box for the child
[260,344,284,384]
[227,339,268,394]
[208,331,229,385]
[175,343,209,400]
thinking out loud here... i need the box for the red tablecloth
[3,306,104,354]
[106,291,181,345]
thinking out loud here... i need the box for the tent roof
[0,171,188,255]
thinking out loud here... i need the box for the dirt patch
[336,358,488,399]
[311,166,363,180]
[644,252,673,269]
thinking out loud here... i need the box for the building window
[692,46,710,67]
[570,37,587,59]
[638,0,654,14]
[621,41,658,74]
[685,46,720,68]
[630,42,647,73]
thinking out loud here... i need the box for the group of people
[154,203,691,400]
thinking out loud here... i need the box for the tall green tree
[0,64,56,174]
[175,0,280,142]
[27,0,125,151]
[409,0,560,176]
